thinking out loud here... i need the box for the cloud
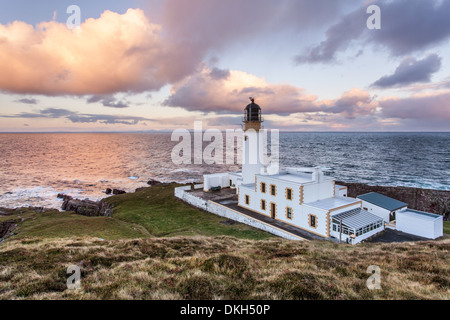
[295,6,366,64]
[87,95,130,109]
[380,92,450,121]
[161,0,357,52]
[0,108,152,125]
[0,1,359,97]
[371,54,442,88]
[295,0,450,64]
[0,9,191,95]
[164,66,377,119]
[16,98,38,105]
[164,66,319,115]
[320,88,377,119]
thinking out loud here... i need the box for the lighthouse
[242,97,265,184]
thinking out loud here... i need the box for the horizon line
[0,130,449,134]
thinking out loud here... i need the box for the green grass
[15,211,149,240]
[444,221,450,235]
[106,184,273,240]
[2,184,273,241]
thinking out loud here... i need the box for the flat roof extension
[333,208,383,230]
[305,196,360,211]
[403,209,442,220]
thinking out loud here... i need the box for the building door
[390,211,396,222]
[270,203,276,219]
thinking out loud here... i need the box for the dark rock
[112,189,126,195]
[105,188,112,195]
[61,197,114,217]
[0,220,18,239]
[135,187,148,193]
[147,179,162,186]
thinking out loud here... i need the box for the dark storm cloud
[0,108,151,125]
[295,0,450,64]
[371,54,442,88]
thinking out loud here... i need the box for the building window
[309,214,318,229]
[261,182,266,193]
[261,199,266,211]
[270,184,277,196]
[245,195,250,205]
[286,188,293,200]
[286,207,293,220]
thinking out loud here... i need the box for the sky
[0,0,449,132]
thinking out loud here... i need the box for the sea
[0,132,448,209]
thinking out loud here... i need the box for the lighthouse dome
[244,97,262,122]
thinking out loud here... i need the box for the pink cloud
[380,92,450,120]
[0,1,359,97]
[164,66,319,114]
[164,66,377,119]
[0,9,192,95]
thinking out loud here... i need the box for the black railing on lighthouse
[243,110,264,122]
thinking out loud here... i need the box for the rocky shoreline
[56,179,166,218]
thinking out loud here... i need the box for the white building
[357,192,408,224]
[358,192,443,239]
[203,99,444,244]
[203,99,385,244]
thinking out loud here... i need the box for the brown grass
[0,236,448,300]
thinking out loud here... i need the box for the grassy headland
[0,236,448,299]
[0,183,448,300]
[1,184,273,241]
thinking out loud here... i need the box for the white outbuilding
[357,192,407,223]
[357,192,443,239]
[397,209,443,239]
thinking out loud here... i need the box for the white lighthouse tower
[242,97,265,184]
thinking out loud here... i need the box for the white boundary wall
[175,186,305,241]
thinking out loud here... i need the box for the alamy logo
[367,5,381,30]
[67,265,81,290]
[66,5,81,30]
[171,121,279,166]
[366,265,381,290]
